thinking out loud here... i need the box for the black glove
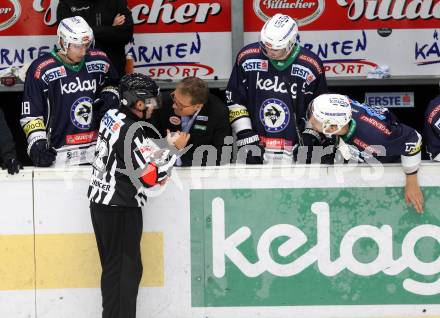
[2,158,23,175]
[236,130,265,164]
[294,128,335,164]
[94,86,120,119]
[29,139,57,167]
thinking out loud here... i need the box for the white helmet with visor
[260,13,298,60]
[57,16,94,54]
[308,94,352,136]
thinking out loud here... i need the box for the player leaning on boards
[424,94,440,161]
[303,93,424,214]
[20,16,119,167]
[88,73,177,318]
[226,13,328,163]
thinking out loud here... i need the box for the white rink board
[0,169,35,318]
[0,290,35,318]
[0,169,33,235]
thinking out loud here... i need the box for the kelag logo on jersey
[259,98,290,132]
[242,59,268,72]
[61,77,97,94]
[0,0,21,31]
[291,64,315,84]
[42,66,67,83]
[253,0,324,26]
[415,30,440,66]
[70,97,93,129]
[86,61,109,74]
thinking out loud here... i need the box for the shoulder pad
[237,43,262,64]
[33,57,57,80]
[427,104,440,125]
[89,49,109,58]
[297,52,323,75]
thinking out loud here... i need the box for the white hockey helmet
[57,16,94,54]
[260,13,298,59]
[309,94,352,136]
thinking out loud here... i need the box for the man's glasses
[170,91,193,109]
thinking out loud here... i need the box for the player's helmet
[57,16,94,54]
[260,13,298,59]
[119,73,161,109]
[309,94,352,136]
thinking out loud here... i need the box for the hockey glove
[2,157,23,175]
[29,139,57,167]
[294,128,335,164]
[93,86,120,119]
[236,130,264,164]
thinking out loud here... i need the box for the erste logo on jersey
[0,0,21,31]
[259,98,290,132]
[42,66,67,83]
[253,0,324,26]
[242,59,268,72]
[102,112,122,132]
[86,61,109,74]
[291,64,316,84]
[70,97,93,129]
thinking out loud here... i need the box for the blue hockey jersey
[423,95,440,161]
[340,99,422,172]
[20,49,118,166]
[226,42,328,159]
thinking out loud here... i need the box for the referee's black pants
[90,202,143,318]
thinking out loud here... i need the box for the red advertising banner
[130,0,231,33]
[0,0,230,36]
[245,0,440,32]
[0,0,56,35]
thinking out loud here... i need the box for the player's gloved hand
[294,128,322,164]
[93,86,120,118]
[302,128,323,146]
[2,157,23,175]
[236,129,265,164]
[294,128,335,164]
[320,135,336,164]
[29,139,57,167]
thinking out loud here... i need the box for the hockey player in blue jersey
[304,93,424,214]
[226,13,328,163]
[20,16,119,167]
[423,95,440,161]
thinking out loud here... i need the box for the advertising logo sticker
[253,0,324,26]
[0,0,21,31]
[191,187,440,307]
